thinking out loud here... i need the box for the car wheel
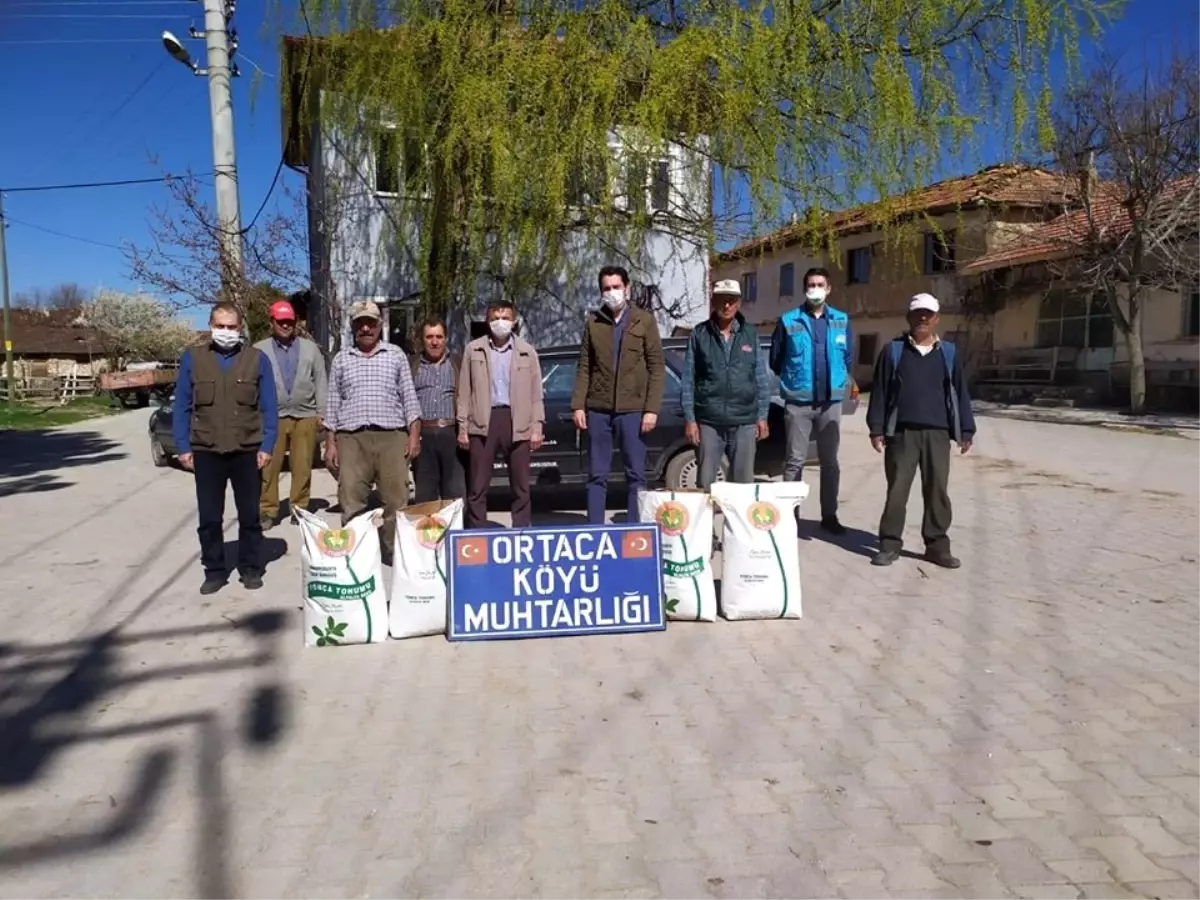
[664,448,728,491]
[150,436,169,468]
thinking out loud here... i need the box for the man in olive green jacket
[571,265,665,525]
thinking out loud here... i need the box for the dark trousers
[878,427,952,554]
[467,407,532,528]
[414,425,466,503]
[193,449,262,577]
[586,410,646,525]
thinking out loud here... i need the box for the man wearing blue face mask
[174,301,279,595]
[769,267,855,534]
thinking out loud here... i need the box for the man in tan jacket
[457,299,545,527]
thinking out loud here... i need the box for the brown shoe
[924,550,961,569]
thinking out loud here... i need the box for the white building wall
[305,95,712,353]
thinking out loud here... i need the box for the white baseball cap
[712,279,742,297]
[909,293,940,313]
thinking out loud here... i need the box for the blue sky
[1,0,1195,325]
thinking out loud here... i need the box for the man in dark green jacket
[681,280,771,488]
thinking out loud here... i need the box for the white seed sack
[711,481,809,620]
[639,489,716,622]
[296,507,388,646]
[389,499,464,639]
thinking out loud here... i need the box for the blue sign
[446,523,666,641]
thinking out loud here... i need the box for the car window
[541,360,578,402]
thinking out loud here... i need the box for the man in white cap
[865,293,976,569]
[681,279,771,488]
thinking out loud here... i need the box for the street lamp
[161,30,202,75]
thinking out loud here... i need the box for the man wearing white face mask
[571,265,665,525]
[173,301,279,595]
[458,298,545,527]
[769,266,855,534]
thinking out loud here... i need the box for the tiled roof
[718,164,1079,261]
[3,308,97,356]
[961,175,1199,275]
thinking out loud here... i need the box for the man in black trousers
[174,301,279,594]
[866,293,975,569]
[410,317,466,503]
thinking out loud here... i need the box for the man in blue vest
[866,293,976,569]
[681,279,771,488]
[769,266,855,534]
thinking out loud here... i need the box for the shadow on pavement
[0,429,127,481]
[0,474,72,498]
[0,608,291,896]
[221,536,289,574]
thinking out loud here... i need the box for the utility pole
[0,191,13,411]
[162,0,243,293]
[201,0,243,287]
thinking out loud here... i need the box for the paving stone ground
[0,409,1196,900]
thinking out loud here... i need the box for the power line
[3,215,129,252]
[0,38,156,44]
[2,175,186,194]
[1,12,180,17]
[8,1,194,5]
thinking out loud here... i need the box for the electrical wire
[3,215,130,251]
[2,175,188,193]
[1,12,183,17]
[0,38,156,44]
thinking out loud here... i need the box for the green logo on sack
[308,577,377,600]
[664,557,704,578]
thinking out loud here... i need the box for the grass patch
[0,395,119,431]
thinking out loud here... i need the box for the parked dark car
[149,396,326,470]
[149,336,858,491]
[486,336,858,492]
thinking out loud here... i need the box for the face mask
[602,290,626,312]
[211,327,242,349]
[805,287,827,305]
[489,319,513,340]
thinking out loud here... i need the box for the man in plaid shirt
[323,300,421,560]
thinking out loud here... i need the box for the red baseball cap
[269,300,296,321]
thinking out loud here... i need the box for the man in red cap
[254,299,328,527]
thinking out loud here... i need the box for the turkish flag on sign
[456,536,489,566]
[621,530,654,559]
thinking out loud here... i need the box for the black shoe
[200,573,228,595]
[820,516,847,536]
[924,550,961,569]
[871,549,900,567]
[240,570,264,590]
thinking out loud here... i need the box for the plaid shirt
[413,354,457,421]
[325,342,420,431]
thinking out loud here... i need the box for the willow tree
[289,0,1118,327]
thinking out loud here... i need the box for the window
[375,129,424,196]
[779,262,795,297]
[923,231,956,274]
[651,159,671,213]
[541,361,578,402]
[1187,289,1200,337]
[1036,290,1113,349]
[567,151,608,208]
[741,272,758,304]
[847,246,872,284]
[623,152,649,215]
[857,333,879,366]
[375,130,399,195]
